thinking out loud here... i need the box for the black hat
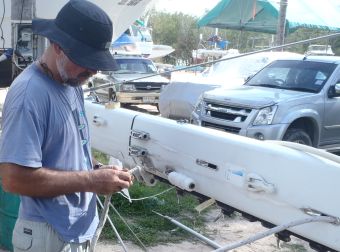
[32,0,118,71]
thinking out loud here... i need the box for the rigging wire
[213,215,339,251]
[90,195,113,252]
[93,167,174,251]
[109,201,149,251]
[0,0,5,49]
[12,0,27,71]
[84,32,340,94]
[95,196,128,252]
[15,0,25,53]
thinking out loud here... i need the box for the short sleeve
[0,105,45,168]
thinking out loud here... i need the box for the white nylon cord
[118,186,175,201]
[90,195,113,252]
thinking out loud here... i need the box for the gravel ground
[94,208,314,252]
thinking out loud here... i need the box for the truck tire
[283,129,312,146]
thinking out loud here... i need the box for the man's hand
[89,168,133,195]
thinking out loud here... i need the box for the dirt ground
[0,208,314,252]
[96,208,314,252]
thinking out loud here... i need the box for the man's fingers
[117,170,133,182]
[90,168,133,194]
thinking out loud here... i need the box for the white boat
[149,44,175,59]
[305,44,335,56]
[86,100,340,251]
[192,48,238,61]
[4,0,155,46]
[113,23,175,58]
[35,0,155,42]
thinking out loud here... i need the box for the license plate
[142,97,155,103]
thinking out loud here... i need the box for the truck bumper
[192,112,290,141]
[242,123,290,140]
[117,92,159,104]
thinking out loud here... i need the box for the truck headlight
[193,96,204,115]
[253,105,277,125]
[160,84,168,91]
[191,96,204,125]
[121,84,136,91]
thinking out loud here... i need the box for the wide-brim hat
[32,0,118,71]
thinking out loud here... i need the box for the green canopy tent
[197,0,340,34]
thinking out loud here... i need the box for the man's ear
[52,43,63,55]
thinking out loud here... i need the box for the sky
[152,0,221,17]
[152,0,340,18]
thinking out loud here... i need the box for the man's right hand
[89,168,133,195]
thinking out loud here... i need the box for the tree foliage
[148,11,339,65]
[149,11,200,65]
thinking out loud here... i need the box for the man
[0,1,133,251]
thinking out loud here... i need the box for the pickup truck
[87,54,169,110]
[191,55,340,151]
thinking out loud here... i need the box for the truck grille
[202,121,241,134]
[127,82,164,91]
[204,102,251,122]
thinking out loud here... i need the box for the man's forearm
[0,163,92,197]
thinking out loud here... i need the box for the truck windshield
[113,58,158,74]
[246,60,337,93]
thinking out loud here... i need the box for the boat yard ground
[95,208,314,251]
[0,209,314,252]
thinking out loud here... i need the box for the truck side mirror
[328,82,340,98]
[245,74,254,82]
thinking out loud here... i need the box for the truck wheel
[283,129,312,146]
[120,103,129,108]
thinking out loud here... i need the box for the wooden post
[275,0,288,49]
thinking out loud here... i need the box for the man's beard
[56,54,88,87]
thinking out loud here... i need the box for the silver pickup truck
[191,55,340,151]
[88,54,169,110]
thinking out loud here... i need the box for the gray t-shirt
[0,63,98,243]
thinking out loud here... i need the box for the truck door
[322,71,340,146]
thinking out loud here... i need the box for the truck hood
[203,85,316,108]
[112,73,169,84]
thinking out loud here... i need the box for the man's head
[33,0,117,74]
[53,43,96,86]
